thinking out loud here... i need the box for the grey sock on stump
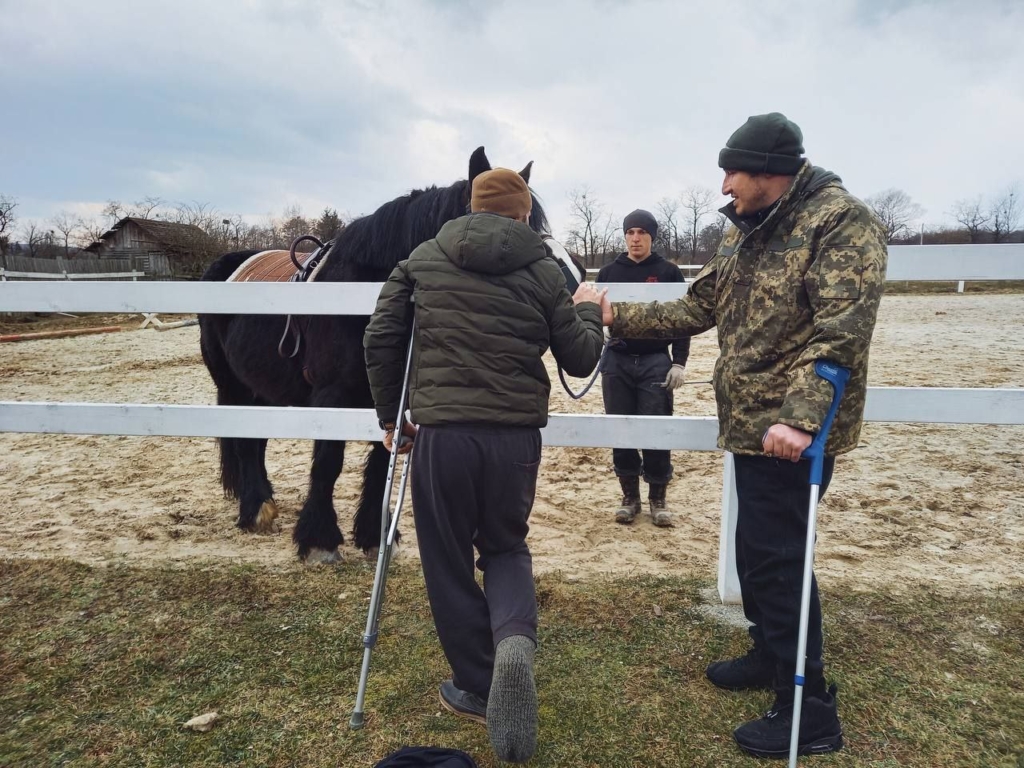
[487,634,537,763]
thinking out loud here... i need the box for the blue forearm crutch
[789,360,850,767]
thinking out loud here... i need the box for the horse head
[318,146,549,276]
[467,146,547,235]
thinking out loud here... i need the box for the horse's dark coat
[198,148,549,559]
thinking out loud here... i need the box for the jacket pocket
[817,245,864,299]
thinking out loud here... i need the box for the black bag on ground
[373,746,479,767]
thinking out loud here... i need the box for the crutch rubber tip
[349,712,365,730]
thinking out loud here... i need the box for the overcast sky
[2,0,1022,240]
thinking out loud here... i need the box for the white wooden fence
[1,269,144,281]
[1,243,1023,604]
[588,242,1024,293]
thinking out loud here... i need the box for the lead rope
[557,341,610,400]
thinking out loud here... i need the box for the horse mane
[321,177,550,277]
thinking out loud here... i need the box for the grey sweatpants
[411,424,541,699]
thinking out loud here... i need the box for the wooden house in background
[82,217,215,278]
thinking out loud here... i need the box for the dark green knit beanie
[718,112,804,175]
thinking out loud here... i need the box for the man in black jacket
[364,168,606,763]
[596,209,690,527]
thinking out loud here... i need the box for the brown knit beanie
[470,168,532,219]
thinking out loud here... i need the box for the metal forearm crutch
[350,315,417,730]
[789,359,850,767]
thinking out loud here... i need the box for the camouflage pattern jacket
[610,162,887,455]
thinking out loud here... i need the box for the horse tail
[200,249,260,283]
[213,389,247,500]
[352,441,391,552]
[199,309,253,499]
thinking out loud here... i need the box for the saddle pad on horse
[227,250,315,283]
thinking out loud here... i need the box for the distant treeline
[1,182,1020,277]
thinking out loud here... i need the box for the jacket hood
[612,251,668,268]
[435,213,547,276]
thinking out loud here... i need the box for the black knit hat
[718,112,804,175]
[622,209,658,240]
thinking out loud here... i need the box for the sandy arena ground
[1,295,1022,596]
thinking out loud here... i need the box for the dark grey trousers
[601,350,674,483]
[733,454,835,696]
[411,424,541,699]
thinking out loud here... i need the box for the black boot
[647,482,672,527]
[705,646,775,691]
[733,683,843,758]
[614,476,641,524]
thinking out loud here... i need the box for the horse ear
[519,161,533,185]
[468,146,491,186]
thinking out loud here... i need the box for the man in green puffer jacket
[364,167,606,764]
[601,113,887,759]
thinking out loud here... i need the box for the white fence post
[717,452,742,604]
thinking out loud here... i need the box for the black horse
[199,147,550,563]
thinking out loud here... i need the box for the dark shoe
[706,647,775,691]
[487,635,537,763]
[439,679,487,725]
[648,482,673,527]
[615,476,641,524]
[733,683,844,759]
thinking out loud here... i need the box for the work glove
[661,364,686,390]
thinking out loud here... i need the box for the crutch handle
[801,360,851,485]
[789,359,852,766]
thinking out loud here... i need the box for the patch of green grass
[1,559,1021,767]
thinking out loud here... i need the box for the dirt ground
[1,295,1021,596]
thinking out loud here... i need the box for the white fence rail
[1,269,144,281]
[2,244,1022,603]
[588,243,1024,293]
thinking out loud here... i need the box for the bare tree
[595,214,623,263]
[565,187,606,268]
[681,185,717,261]
[278,205,314,250]
[50,211,81,257]
[989,186,1020,244]
[218,214,244,251]
[695,214,730,264]
[23,223,57,258]
[132,196,165,219]
[865,188,925,243]
[950,196,989,243]
[78,218,108,248]
[102,200,127,225]
[169,202,222,276]
[655,197,682,261]
[0,193,17,258]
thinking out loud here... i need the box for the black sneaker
[439,679,487,725]
[705,648,775,691]
[733,683,844,759]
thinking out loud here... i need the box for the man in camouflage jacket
[602,113,887,758]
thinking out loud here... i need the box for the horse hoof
[305,548,343,565]
[253,500,280,533]
[363,540,400,562]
